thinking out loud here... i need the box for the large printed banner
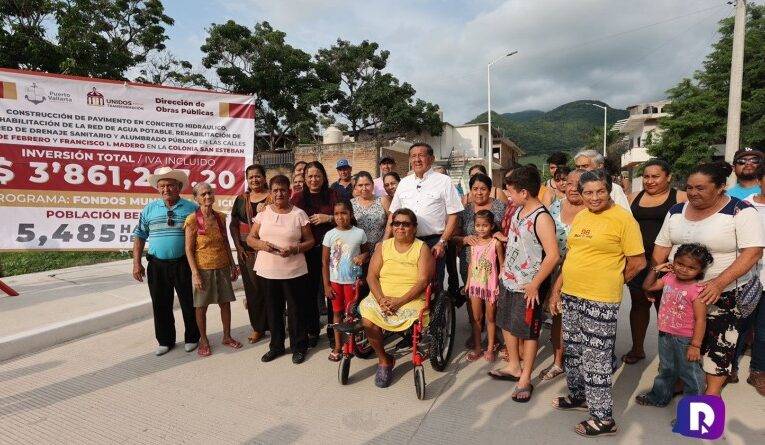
[0,68,255,251]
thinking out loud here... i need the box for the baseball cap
[733,147,764,162]
[336,158,351,169]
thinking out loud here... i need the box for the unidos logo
[673,395,725,440]
[86,87,105,106]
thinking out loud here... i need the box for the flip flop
[222,338,243,349]
[466,350,484,362]
[487,369,520,381]
[197,344,212,357]
[512,384,534,403]
[621,351,645,365]
[539,364,564,381]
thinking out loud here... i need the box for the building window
[479,135,483,149]
[637,136,642,147]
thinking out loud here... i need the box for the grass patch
[0,251,132,277]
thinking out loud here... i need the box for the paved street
[1,286,763,444]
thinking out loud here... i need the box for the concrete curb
[0,298,152,363]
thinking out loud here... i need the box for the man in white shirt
[374,157,397,197]
[574,149,631,212]
[388,142,464,284]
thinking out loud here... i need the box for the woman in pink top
[636,243,712,407]
[247,175,315,365]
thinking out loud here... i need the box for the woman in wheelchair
[359,208,435,388]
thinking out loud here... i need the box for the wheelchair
[333,277,456,399]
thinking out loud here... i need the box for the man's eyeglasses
[391,221,413,228]
[735,157,760,165]
[166,210,175,227]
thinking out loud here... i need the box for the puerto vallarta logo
[86,87,105,106]
[24,82,46,105]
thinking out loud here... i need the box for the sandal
[487,369,520,381]
[328,350,341,362]
[552,396,588,411]
[512,384,534,403]
[621,351,645,365]
[635,394,665,407]
[575,418,618,437]
[248,331,264,344]
[222,338,243,349]
[197,344,211,357]
[539,364,564,381]
[467,350,483,362]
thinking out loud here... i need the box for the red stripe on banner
[227,103,255,119]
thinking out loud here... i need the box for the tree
[0,0,63,72]
[134,53,211,88]
[649,5,765,177]
[0,0,175,80]
[200,20,330,150]
[315,38,442,139]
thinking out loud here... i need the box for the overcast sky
[164,0,735,124]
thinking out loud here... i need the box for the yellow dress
[359,238,428,331]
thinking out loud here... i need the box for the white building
[421,122,523,187]
[619,99,670,191]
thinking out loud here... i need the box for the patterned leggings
[561,294,620,422]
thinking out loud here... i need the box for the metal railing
[256,150,294,167]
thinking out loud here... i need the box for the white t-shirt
[373,176,386,198]
[744,193,765,285]
[611,183,631,214]
[655,197,765,291]
[389,168,464,237]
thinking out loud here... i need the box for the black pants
[147,256,200,347]
[239,252,268,333]
[304,247,323,338]
[259,274,309,353]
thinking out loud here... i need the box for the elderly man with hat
[728,147,764,199]
[132,167,200,356]
[330,158,354,201]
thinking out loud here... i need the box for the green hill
[468,100,629,155]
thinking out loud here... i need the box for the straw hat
[148,167,189,190]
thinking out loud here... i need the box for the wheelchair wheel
[414,365,426,400]
[353,331,374,359]
[338,356,351,385]
[429,290,455,372]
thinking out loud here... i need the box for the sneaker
[261,349,284,363]
[292,350,307,364]
[184,342,198,352]
[155,346,171,356]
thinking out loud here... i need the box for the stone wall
[294,141,381,182]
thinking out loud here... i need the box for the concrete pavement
[0,259,241,362]
[1,284,763,444]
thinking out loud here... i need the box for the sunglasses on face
[391,220,413,228]
[735,157,760,165]
[166,210,175,227]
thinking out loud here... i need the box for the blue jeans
[734,293,765,372]
[644,332,705,406]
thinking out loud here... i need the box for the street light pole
[486,51,518,175]
[725,0,747,186]
[589,103,608,156]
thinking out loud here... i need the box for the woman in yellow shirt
[360,208,434,388]
[548,169,646,437]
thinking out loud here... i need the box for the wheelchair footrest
[332,320,363,334]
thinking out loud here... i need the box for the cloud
[166,0,731,123]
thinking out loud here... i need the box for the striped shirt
[133,198,198,260]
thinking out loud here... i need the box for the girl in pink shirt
[636,243,712,407]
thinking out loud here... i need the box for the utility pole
[486,51,518,176]
[725,0,746,184]
[589,103,608,156]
